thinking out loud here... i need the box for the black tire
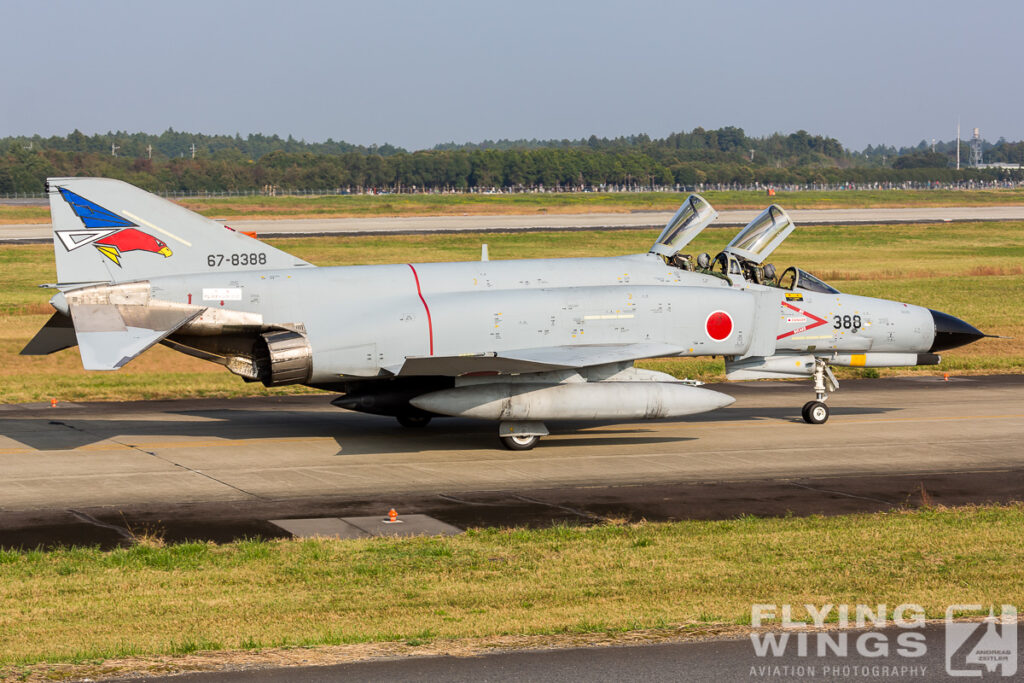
[499,434,540,450]
[397,415,431,428]
[802,400,829,424]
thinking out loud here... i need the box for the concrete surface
[1,376,1021,516]
[4,205,1024,242]
[268,514,462,539]
[267,517,373,539]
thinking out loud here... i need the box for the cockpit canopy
[653,197,832,292]
[722,204,795,264]
[778,266,840,294]
[650,194,718,258]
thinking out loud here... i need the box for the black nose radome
[929,309,985,352]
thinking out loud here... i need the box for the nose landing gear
[802,358,838,424]
[802,400,830,424]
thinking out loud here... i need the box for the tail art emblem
[55,188,172,266]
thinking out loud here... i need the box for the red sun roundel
[705,310,733,341]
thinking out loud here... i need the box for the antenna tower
[955,119,960,170]
[969,128,983,167]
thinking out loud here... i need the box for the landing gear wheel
[397,415,431,428]
[500,434,540,451]
[802,400,830,424]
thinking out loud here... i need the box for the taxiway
[2,375,1022,548]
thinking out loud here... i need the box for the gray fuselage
[144,252,935,384]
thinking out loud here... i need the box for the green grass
[0,506,1021,667]
[1,221,1021,403]
[5,188,1024,224]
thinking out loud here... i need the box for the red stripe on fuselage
[407,264,434,356]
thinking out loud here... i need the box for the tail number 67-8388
[207,253,267,267]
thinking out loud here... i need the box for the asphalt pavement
[123,624,1023,682]
[4,205,1024,242]
[2,375,1023,549]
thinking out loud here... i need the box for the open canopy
[649,194,718,258]
[722,204,795,264]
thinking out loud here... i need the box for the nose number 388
[834,314,862,332]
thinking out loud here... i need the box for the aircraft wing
[397,342,684,376]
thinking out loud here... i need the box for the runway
[3,205,1024,242]
[2,375,1022,548]
[125,625,1020,683]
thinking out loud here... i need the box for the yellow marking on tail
[96,245,120,265]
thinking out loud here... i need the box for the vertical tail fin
[48,177,312,285]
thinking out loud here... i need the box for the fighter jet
[22,178,987,449]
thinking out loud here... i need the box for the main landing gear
[500,433,540,450]
[802,358,838,425]
[498,421,549,450]
[397,415,550,450]
[396,414,432,428]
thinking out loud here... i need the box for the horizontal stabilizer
[399,342,684,376]
[70,303,201,370]
[20,312,78,355]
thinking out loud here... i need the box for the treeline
[436,127,847,164]
[8,129,407,160]
[862,138,1024,167]
[986,140,1024,164]
[1,127,1022,194]
[3,126,848,167]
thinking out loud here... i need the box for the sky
[2,0,1022,151]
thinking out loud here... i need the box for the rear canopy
[721,204,795,264]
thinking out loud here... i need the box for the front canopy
[649,194,718,258]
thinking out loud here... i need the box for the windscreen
[795,269,840,294]
[650,194,717,258]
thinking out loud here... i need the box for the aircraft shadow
[0,410,357,452]
[330,433,692,456]
[703,405,895,422]
[0,403,898,453]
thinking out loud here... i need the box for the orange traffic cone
[50,398,57,408]
[387,508,398,523]
[943,373,949,382]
